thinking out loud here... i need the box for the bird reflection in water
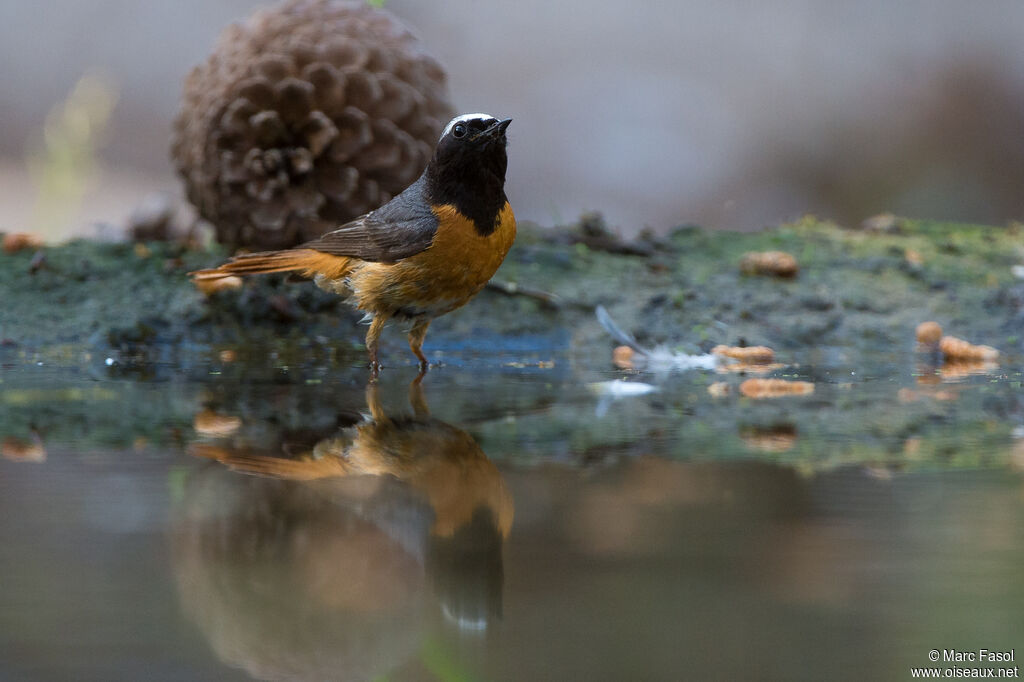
[173,380,513,681]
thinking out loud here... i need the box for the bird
[187,378,513,632]
[192,114,515,373]
[189,379,514,542]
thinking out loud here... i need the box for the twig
[485,279,562,309]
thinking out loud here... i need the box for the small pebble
[707,381,730,398]
[739,251,799,278]
[2,232,44,254]
[612,345,635,369]
[739,378,814,399]
[939,335,998,362]
[861,212,899,233]
[915,321,943,345]
[712,344,775,364]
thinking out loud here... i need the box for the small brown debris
[127,192,178,242]
[939,360,999,379]
[2,232,44,254]
[193,409,242,437]
[647,262,670,274]
[612,345,635,369]
[739,424,797,452]
[915,321,943,345]
[2,437,46,462]
[707,381,731,398]
[904,249,924,267]
[194,275,243,296]
[716,362,785,375]
[712,344,775,364]
[739,378,814,399]
[133,243,151,259]
[218,349,237,363]
[899,387,958,403]
[897,387,918,403]
[571,212,656,257]
[939,335,999,362]
[861,212,899,233]
[163,257,185,273]
[739,251,798,277]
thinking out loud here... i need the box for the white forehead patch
[441,113,495,139]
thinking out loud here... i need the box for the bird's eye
[452,123,467,138]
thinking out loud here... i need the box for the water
[1,349,1022,681]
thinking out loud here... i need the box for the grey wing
[301,176,438,262]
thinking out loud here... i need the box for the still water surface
[1,350,1022,681]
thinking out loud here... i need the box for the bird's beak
[479,118,512,140]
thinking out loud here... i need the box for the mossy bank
[2,216,1021,362]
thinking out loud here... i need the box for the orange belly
[345,201,516,318]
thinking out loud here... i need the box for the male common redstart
[193,114,515,371]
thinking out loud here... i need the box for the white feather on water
[595,305,719,372]
[587,380,658,397]
[587,379,658,417]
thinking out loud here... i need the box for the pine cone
[172,0,454,250]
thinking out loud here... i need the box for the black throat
[425,145,508,236]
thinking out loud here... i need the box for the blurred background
[2,0,1023,239]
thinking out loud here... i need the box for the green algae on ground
[486,216,1024,357]
[2,217,1021,359]
[0,239,364,353]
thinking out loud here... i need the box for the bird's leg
[365,315,387,376]
[365,382,388,423]
[408,375,430,417]
[408,318,431,372]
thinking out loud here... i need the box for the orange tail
[189,443,350,480]
[190,249,354,281]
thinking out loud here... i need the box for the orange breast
[348,201,516,317]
